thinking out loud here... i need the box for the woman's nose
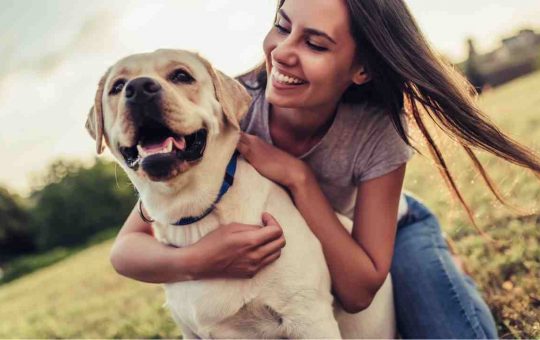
[271,37,298,67]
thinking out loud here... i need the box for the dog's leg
[180,326,200,340]
[335,275,396,339]
[167,307,199,339]
[285,302,342,339]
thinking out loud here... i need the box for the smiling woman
[263,2,365,115]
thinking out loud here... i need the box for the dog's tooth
[132,157,141,166]
[165,139,173,153]
[137,145,147,157]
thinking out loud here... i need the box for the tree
[464,38,486,94]
[0,187,35,259]
[29,158,137,250]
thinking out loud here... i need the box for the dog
[86,49,395,338]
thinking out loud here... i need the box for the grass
[0,228,118,285]
[1,71,539,338]
[0,239,179,338]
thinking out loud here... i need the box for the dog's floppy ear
[85,68,110,154]
[199,56,251,129]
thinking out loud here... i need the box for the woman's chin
[265,87,306,109]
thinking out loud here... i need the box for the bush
[28,159,137,250]
[0,187,35,260]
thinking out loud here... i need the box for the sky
[1,0,540,196]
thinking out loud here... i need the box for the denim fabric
[391,195,498,339]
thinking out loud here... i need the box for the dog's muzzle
[118,77,207,181]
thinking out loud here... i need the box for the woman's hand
[191,213,286,279]
[237,132,311,191]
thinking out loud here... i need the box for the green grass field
[1,71,539,339]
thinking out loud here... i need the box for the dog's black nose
[125,77,162,104]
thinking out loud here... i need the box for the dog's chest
[164,278,260,335]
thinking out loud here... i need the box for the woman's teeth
[272,69,305,85]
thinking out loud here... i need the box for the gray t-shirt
[240,88,413,220]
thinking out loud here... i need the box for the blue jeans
[391,195,498,339]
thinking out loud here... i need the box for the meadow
[1,71,539,338]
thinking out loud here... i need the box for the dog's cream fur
[87,49,395,338]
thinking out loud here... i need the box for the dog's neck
[170,150,238,226]
[135,128,240,225]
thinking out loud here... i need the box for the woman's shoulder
[235,72,266,133]
[338,101,399,136]
[336,102,413,183]
[235,71,265,102]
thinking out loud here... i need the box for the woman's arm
[291,164,405,312]
[239,133,405,313]
[110,204,286,283]
[110,205,197,283]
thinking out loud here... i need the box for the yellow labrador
[86,49,395,339]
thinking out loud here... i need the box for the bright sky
[1,0,539,195]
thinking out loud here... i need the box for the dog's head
[86,49,251,184]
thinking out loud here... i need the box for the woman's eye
[109,79,126,95]
[274,23,290,34]
[306,41,328,52]
[169,69,195,84]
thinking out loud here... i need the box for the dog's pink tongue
[142,136,186,154]
[172,137,186,150]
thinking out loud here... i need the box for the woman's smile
[271,68,307,85]
[270,67,308,90]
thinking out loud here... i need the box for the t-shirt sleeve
[353,114,414,184]
[237,78,259,132]
[239,105,253,132]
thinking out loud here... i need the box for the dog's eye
[109,79,126,95]
[169,69,195,84]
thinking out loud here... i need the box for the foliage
[0,187,35,259]
[28,158,137,250]
[0,228,117,285]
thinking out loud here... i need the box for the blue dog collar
[171,151,238,226]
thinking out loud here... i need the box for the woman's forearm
[110,232,198,284]
[290,171,387,313]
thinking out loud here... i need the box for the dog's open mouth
[119,119,207,180]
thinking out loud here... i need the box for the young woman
[111,0,540,337]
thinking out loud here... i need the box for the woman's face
[263,0,367,111]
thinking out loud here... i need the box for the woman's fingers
[249,213,286,269]
[237,132,252,158]
[244,224,283,249]
[255,234,286,258]
[257,251,282,270]
[261,212,279,227]
[238,213,283,247]
[228,223,260,233]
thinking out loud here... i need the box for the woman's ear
[352,66,371,85]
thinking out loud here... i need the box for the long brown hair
[242,0,540,231]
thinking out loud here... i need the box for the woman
[111,0,540,338]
